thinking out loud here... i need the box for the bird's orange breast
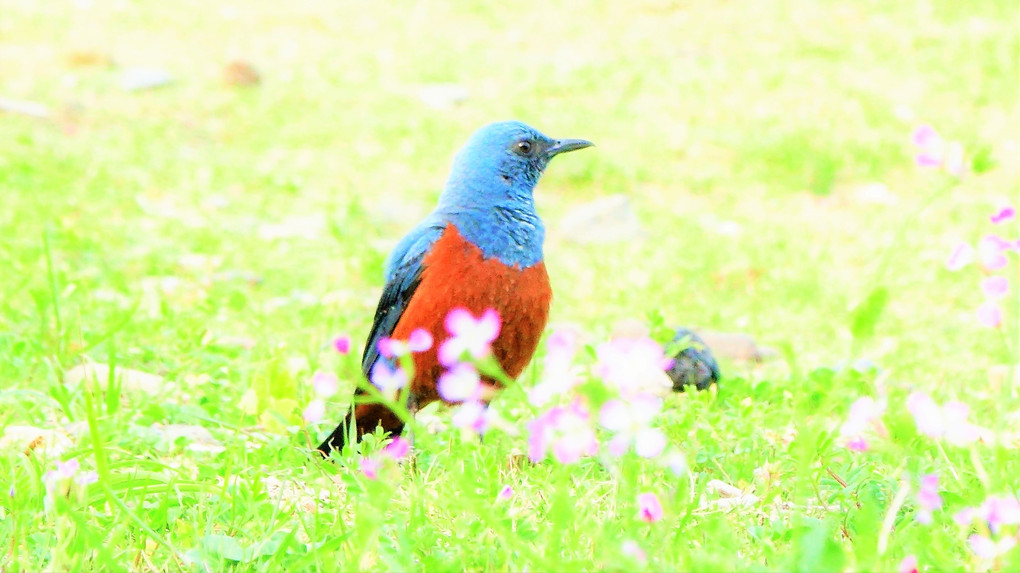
[391,224,552,404]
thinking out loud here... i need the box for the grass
[1,0,1019,570]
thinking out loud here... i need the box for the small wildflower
[991,206,1016,225]
[944,142,965,176]
[359,457,380,480]
[302,399,326,424]
[898,555,919,573]
[968,496,1020,534]
[968,533,1016,560]
[438,308,501,366]
[55,459,80,479]
[839,396,886,451]
[982,276,1009,299]
[451,400,490,434]
[946,242,974,271]
[595,336,673,395]
[977,301,1003,328]
[407,328,433,352]
[912,125,965,175]
[915,473,942,524]
[383,436,410,460]
[622,540,647,563]
[637,492,663,523]
[978,235,1010,271]
[528,329,581,406]
[906,392,985,445]
[370,361,407,393]
[497,485,513,502]
[311,371,339,398]
[527,400,598,464]
[663,450,688,476]
[75,471,98,486]
[437,362,483,402]
[332,335,351,354]
[599,395,667,458]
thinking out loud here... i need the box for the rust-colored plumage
[345,225,551,443]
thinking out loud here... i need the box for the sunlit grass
[1,0,1019,570]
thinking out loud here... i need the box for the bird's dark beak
[546,138,594,157]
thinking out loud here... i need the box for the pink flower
[839,396,885,451]
[991,206,1016,225]
[663,450,688,476]
[898,555,918,573]
[961,496,1020,534]
[622,540,647,563]
[915,473,942,524]
[945,142,965,176]
[526,401,598,464]
[383,436,410,460]
[982,276,1009,299]
[906,392,985,446]
[451,400,490,434]
[43,459,82,489]
[359,457,380,480]
[302,399,326,424]
[437,362,483,402]
[528,329,581,406]
[75,471,99,486]
[594,336,673,395]
[978,235,1010,271]
[407,329,433,352]
[378,328,433,359]
[311,371,339,398]
[599,395,667,458]
[497,485,513,502]
[946,242,974,271]
[333,335,351,354]
[968,534,1017,560]
[370,362,407,393]
[439,308,500,366]
[977,301,1003,328]
[55,459,80,479]
[912,125,965,175]
[637,492,663,523]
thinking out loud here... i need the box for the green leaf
[201,534,247,562]
[850,287,888,341]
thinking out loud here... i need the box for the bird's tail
[315,402,406,458]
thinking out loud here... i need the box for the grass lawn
[1,0,1019,570]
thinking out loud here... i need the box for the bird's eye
[514,140,534,157]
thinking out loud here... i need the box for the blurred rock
[0,425,73,456]
[852,182,897,205]
[65,363,167,395]
[696,331,777,363]
[65,49,112,68]
[152,423,225,454]
[560,195,644,244]
[0,97,49,119]
[223,60,261,87]
[120,67,174,91]
[666,328,720,392]
[416,84,469,110]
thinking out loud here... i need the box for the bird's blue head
[435,121,593,267]
[439,120,593,212]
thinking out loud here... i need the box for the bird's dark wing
[360,218,447,379]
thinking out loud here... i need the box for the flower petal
[946,242,973,271]
[991,206,1016,225]
[977,302,1003,328]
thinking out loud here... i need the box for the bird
[316,121,593,457]
[665,328,721,392]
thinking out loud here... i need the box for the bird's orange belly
[391,225,552,403]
